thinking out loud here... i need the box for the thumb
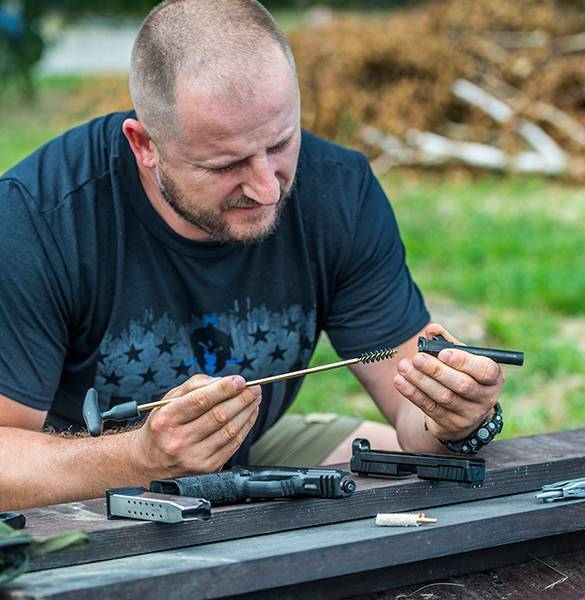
[424,322,465,347]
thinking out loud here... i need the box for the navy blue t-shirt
[0,111,429,463]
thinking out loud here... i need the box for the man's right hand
[127,374,262,480]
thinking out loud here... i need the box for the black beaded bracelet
[426,403,504,455]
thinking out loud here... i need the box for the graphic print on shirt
[94,302,316,412]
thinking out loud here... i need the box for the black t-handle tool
[418,335,524,366]
[83,388,140,437]
[82,347,396,436]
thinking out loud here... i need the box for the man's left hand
[393,322,505,442]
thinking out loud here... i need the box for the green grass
[391,175,585,315]
[293,173,585,437]
[0,76,89,174]
[2,76,585,439]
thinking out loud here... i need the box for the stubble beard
[156,165,293,245]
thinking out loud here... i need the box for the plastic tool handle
[418,336,524,366]
[82,388,103,437]
[82,388,139,437]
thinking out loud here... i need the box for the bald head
[129,0,296,143]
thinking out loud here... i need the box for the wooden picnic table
[2,429,585,599]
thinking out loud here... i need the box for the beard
[156,165,293,245]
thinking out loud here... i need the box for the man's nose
[241,156,280,205]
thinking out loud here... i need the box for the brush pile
[289,0,585,180]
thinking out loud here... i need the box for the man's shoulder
[300,130,368,175]
[1,111,132,214]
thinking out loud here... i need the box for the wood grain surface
[3,492,585,599]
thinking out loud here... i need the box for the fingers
[198,399,261,467]
[189,385,262,440]
[161,376,249,424]
[438,349,503,387]
[394,370,448,421]
[161,373,217,401]
[394,366,491,437]
[422,323,503,386]
[398,354,481,411]
[396,352,501,409]
[424,322,463,345]
[395,332,505,441]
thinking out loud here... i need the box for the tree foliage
[0,0,417,92]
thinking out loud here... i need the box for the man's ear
[122,118,159,169]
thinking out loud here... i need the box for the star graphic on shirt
[270,345,287,362]
[173,362,190,377]
[251,326,270,343]
[95,348,109,364]
[284,319,298,335]
[124,344,144,364]
[103,371,123,387]
[300,334,313,352]
[156,337,175,356]
[139,367,157,384]
[238,354,256,373]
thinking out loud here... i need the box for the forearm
[0,426,146,511]
[393,402,447,454]
[350,350,447,454]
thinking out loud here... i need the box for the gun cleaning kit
[95,335,524,524]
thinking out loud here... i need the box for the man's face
[151,52,301,245]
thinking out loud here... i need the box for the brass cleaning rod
[137,347,397,414]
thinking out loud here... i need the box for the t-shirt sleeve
[325,160,430,358]
[0,179,71,410]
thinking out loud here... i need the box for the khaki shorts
[249,413,362,467]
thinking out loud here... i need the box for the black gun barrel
[418,335,524,366]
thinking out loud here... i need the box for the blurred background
[1,0,584,438]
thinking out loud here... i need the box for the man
[0,0,503,511]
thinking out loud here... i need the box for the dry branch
[484,30,549,49]
[481,74,585,148]
[289,0,585,181]
[452,79,567,173]
[556,32,585,54]
[363,126,567,175]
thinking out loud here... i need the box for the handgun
[350,438,486,486]
[150,466,356,506]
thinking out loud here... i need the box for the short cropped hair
[129,0,296,142]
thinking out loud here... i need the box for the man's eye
[270,138,292,153]
[209,162,239,173]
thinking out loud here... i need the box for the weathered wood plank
[387,547,585,600]
[4,492,585,599]
[22,429,585,571]
[246,533,585,600]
